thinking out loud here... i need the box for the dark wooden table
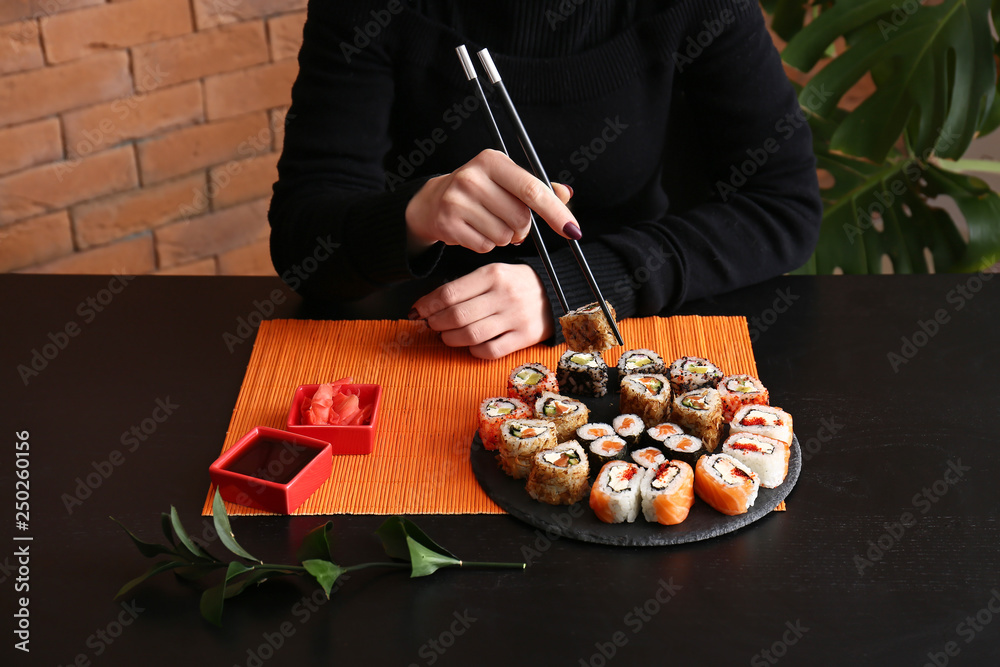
[2,273,998,666]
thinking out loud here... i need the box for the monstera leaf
[764,0,1000,274]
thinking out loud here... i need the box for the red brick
[72,173,209,248]
[155,197,269,267]
[63,82,203,158]
[0,210,73,271]
[156,257,217,275]
[131,21,268,92]
[0,19,43,74]
[208,151,278,209]
[192,0,306,30]
[0,50,132,127]
[41,0,193,64]
[0,0,103,24]
[217,238,275,275]
[270,107,289,151]
[0,146,138,224]
[0,118,62,177]
[20,234,155,274]
[267,11,306,61]
[137,112,271,184]
[204,59,296,120]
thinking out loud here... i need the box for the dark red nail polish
[563,222,582,240]
[408,307,420,320]
[566,184,574,198]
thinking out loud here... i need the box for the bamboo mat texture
[202,316,762,516]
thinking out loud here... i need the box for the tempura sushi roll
[507,363,558,405]
[557,350,609,397]
[526,441,590,505]
[722,433,789,489]
[660,433,705,468]
[640,460,695,525]
[613,414,644,446]
[586,435,628,471]
[498,419,557,479]
[590,461,643,523]
[642,422,684,449]
[718,374,769,422]
[668,356,724,395]
[694,453,759,516]
[615,349,666,389]
[619,374,671,428]
[559,301,618,353]
[730,404,793,446]
[534,392,590,442]
[672,388,724,451]
[576,422,616,447]
[630,446,666,469]
[478,396,531,451]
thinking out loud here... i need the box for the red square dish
[286,383,382,455]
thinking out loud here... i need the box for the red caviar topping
[742,417,767,426]
[623,467,637,481]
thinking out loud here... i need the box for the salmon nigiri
[640,460,694,525]
[694,453,759,516]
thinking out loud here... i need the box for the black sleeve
[268,1,443,301]
[531,4,821,328]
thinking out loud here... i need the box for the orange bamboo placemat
[202,316,760,516]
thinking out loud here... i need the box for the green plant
[761,0,1000,273]
[113,491,524,626]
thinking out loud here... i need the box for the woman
[269,1,821,358]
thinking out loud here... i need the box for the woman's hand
[405,149,578,255]
[410,263,554,359]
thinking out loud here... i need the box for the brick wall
[0,0,307,275]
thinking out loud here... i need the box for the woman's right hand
[404,149,578,255]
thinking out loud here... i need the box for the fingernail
[566,184,574,198]
[563,222,582,240]
[408,307,420,320]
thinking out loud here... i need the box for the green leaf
[302,559,345,598]
[376,517,458,562]
[111,516,179,559]
[768,0,810,43]
[224,568,286,599]
[786,0,997,163]
[169,506,209,560]
[174,562,226,582]
[296,522,334,563]
[923,166,1000,271]
[160,512,176,547]
[115,559,187,599]
[405,536,461,578]
[199,561,253,627]
[211,489,260,562]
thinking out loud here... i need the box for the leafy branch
[112,490,524,627]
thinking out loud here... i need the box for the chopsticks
[455,45,569,315]
[471,47,625,348]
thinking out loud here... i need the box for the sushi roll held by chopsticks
[559,301,619,353]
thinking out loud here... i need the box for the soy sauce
[225,438,315,484]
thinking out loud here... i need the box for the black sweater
[269,0,821,322]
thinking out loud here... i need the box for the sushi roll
[534,392,590,442]
[640,460,695,525]
[718,374,769,422]
[630,446,666,469]
[615,349,666,390]
[526,441,590,505]
[694,453,759,516]
[498,419,557,479]
[660,433,706,468]
[642,422,684,449]
[671,388,724,452]
[722,432,790,489]
[557,350,609,397]
[613,414,645,447]
[586,435,628,471]
[590,461,643,523]
[730,404,793,446]
[507,363,558,405]
[668,356,724,395]
[477,396,531,451]
[559,301,619,353]
[619,374,671,428]
[575,422,616,447]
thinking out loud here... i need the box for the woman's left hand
[410,263,554,359]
